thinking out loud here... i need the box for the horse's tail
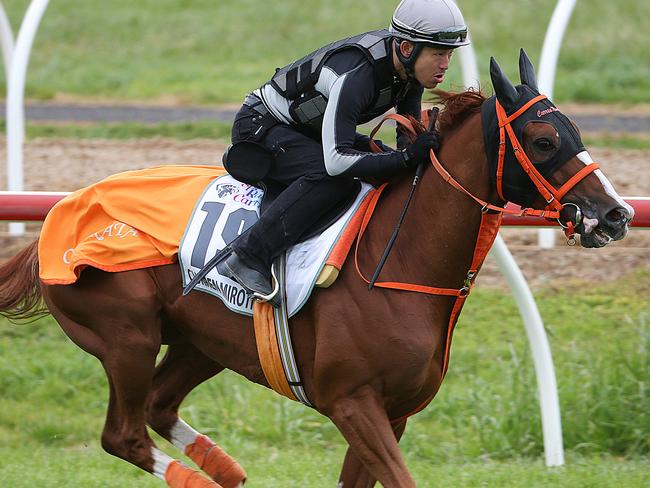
[0,240,48,322]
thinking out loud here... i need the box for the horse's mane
[433,88,486,137]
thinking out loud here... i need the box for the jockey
[219,0,470,301]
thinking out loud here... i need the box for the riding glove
[403,131,440,168]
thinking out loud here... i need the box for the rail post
[5,0,51,236]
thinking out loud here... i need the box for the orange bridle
[369,96,600,241]
[494,94,599,240]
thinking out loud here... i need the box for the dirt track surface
[0,137,648,289]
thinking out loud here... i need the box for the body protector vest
[269,30,400,130]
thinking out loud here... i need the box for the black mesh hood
[481,85,585,207]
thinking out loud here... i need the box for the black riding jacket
[253,30,423,178]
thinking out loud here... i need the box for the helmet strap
[393,39,423,83]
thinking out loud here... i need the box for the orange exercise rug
[39,165,224,285]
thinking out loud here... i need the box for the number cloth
[178,175,372,316]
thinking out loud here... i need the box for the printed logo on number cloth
[214,182,264,208]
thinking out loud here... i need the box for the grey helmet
[390,0,470,78]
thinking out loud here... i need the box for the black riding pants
[230,105,357,276]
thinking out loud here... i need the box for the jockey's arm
[353,133,394,153]
[321,63,409,178]
[396,84,424,149]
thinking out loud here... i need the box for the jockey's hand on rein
[403,131,439,168]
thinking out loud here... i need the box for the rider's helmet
[389,0,470,78]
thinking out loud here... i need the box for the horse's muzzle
[575,203,633,248]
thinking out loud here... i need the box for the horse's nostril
[605,207,629,225]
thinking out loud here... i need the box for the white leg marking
[169,418,202,451]
[576,151,634,217]
[152,448,175,480]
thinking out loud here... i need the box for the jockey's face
[413,45,454,89]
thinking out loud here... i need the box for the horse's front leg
[329,388,415,488]
[337,420,407,488]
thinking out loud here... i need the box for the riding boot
[219,174,356,297]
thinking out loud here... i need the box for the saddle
[178,175,373,316]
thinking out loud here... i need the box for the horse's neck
[363,113,495,295]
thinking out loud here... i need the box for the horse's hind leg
[44,270,222,487]
[99,334,222,487]
[147,342,247,488]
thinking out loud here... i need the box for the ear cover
[518,48,538,92]
[489,57,519,111]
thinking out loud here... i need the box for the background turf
[2,0,649,104]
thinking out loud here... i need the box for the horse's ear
[490,56,518,110]
[518,48,538,92]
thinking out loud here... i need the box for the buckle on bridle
[556,202,583,229]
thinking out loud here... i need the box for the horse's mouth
[578,223,628,248]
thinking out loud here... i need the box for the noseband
[494,94,599,242]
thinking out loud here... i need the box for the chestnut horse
[0,52,633,487]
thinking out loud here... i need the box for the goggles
[391,21,468,45]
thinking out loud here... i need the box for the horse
[0,51,633,488]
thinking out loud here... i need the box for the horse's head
[481,49,633,247]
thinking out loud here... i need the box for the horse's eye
[534,138,555,151]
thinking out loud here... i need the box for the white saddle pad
[179,175,372,317]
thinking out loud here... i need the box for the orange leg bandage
[185,435,247,488]
[165,460,223,488]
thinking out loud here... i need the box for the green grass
[2,0,649,104]
[0,119,234,140]
[0,268,648,486]
[583,134,650,151]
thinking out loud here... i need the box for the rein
[363,95,600,245]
